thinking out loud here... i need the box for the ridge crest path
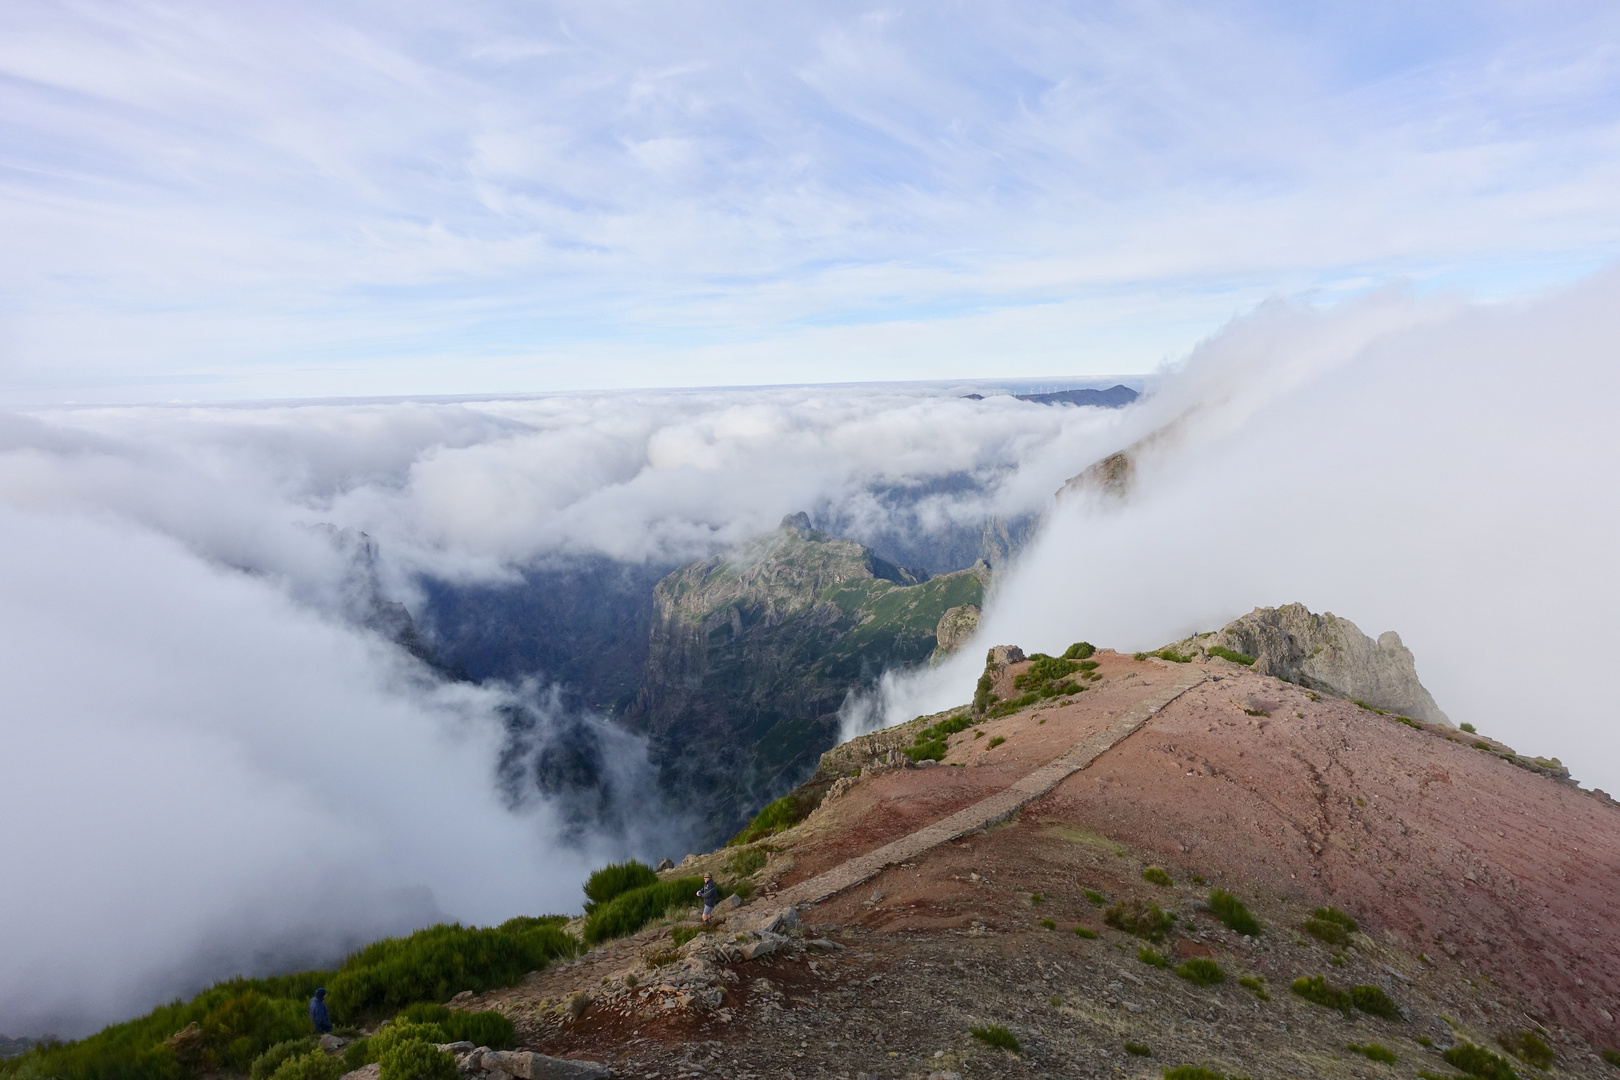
[775,663,1209,909]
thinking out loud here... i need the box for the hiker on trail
[697,873,719,923]
[308,988,332,1034]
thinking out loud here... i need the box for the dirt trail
[774,662,1208,908]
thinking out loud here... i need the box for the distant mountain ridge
[1015,383,1139,407]
[624,513,990,842]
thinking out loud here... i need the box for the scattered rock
[656,857,675,871]
[477,1050,608,1079]
[337,1064,379,1080]
[681,854,698,866]
[807,938,846,952]
[318,1033,347,1052]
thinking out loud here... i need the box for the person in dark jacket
[697,874,719,923]
[308,987,332,1034]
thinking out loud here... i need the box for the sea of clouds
[4,270,1619,1038]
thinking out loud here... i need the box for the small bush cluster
[1176,959,1224,986]
[1499,1031,1553,1069]
[1040,918,1057,930]
[270,1051,344,1080]
[969,1024,1021,1053]
[1444,1043,1520,1079]
[1083,888,1107,904]
[251,1038,320,1080]
[730,791,820,844]
[1063,641,1096,660]
[671,926,703,948]
[1138,947,1169,968]
[1074,926,1098,939]
[1124,1042,1152,1057]
[1237,975,1270,1000]
[1347,1043,1398,1064]
[1460,722,1478,734]
[973,673,997,714]
[583,877,704,944]
[1207,890,1262,936]
[1161,1067,1230,1080]
[1290,975,1400,1020]
[1142,866,1174,887]
[904,710,979,761]
[1105,899,1176,941]
[583,861,659,914]
[1156,648,1194,663]
[1207,646,1255,665]
[1601,1048,1620,1066]
[1303,906,1358,948]
[987,735,1007,748]
[378,1038,458,1080]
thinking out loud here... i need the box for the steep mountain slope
[482,631,1620,1080]
[624,514,990,843]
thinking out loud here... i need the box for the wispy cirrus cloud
[2,1,1619,401]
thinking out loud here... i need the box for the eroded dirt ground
[469,653,1620,1079]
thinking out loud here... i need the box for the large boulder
[1207,604,1450,724]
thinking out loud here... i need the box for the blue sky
[2,0,1619,403]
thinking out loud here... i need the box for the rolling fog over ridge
[4,277,1620,1040]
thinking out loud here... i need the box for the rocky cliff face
[625,513,990,843]
[1166,602,1450,723]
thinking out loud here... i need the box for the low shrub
[987,692,1042,718]
[1162,1068,1228,1080]
[1207,890,1262,936]
[1105,899,1176,941]
[1243,708,1270,717]
[378,1039,458,1080]
[1348,1043,1397,1064]
[1395,716,1423,729]
[1074,926,1098,939]
[724,847,768,877]
[1176,959,1224,986]
[327,921,574,1017]
[1143,866,1174,887]
[583,878,704,944]
[1444,1043,1519,1080]
[250,1038,320,1080]
[730,793,818,844]
[1040,919,1057,930]
[1499,1031,1553,1069]
[987,735,1006,748]
[1016,654,1079,687]
[1156,648,1193,663]
[1303,906,1358,948]
[974,672,997,714]
[1138,947,1169,968]
[439,1011,516,1050]
[969,1024,1021,1053]
[1292,975,1351,1014]
[905,710,979,761]
[1124,1042,1152,1057]
[1083,888,1106,904]
[1349,984,1401,1021]
[671,926,702,948]
[582,861,658,914]
[1460,722,1477,734]
[1207,646,1255,665]
[1601,1048,1620,1066]
[1237,975,1270,1000]
[1063,642,1096,660]
[268,1051,344,1080]
[361,1020,446,1066]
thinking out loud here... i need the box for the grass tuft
[1105,899,1177,941]
[1443,1043,1519,1079]
[1208,646,1255,665]
[1460,722,1477,733]
[1303,906,1358,947]
[1074,926,1098,939]
[583,878,704,944]
[724,846,768,877]
[1176,959,1224,986]
[1349,984,1401,1020]
[1237,975,1270,1000]
[1348,1043,1399,1064]
[1124,1042,1153,1057]
[583,861,658,914]
[1207,889,1262,936]
[1040,919,1057,930]
[988,735,1006,748]
[969,1024,1021,1053]
[1138,947,1169,968]
[1292,974,1351,1014]
[1499,1031,1553,1069]
[1143,866,1174,887]
[1162,1068,1229,1080]
[1083,888,1107,904]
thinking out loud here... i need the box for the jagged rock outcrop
[1168,603,1450,724]
[929,604,981,664]
[625,514,990,843]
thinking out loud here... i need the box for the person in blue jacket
[308,987,332,1034]
[697,874,719,923]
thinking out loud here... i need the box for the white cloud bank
[888,272,1620,799]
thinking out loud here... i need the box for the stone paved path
[775,663,1209,909]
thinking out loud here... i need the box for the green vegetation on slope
[0,920,573,1080]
